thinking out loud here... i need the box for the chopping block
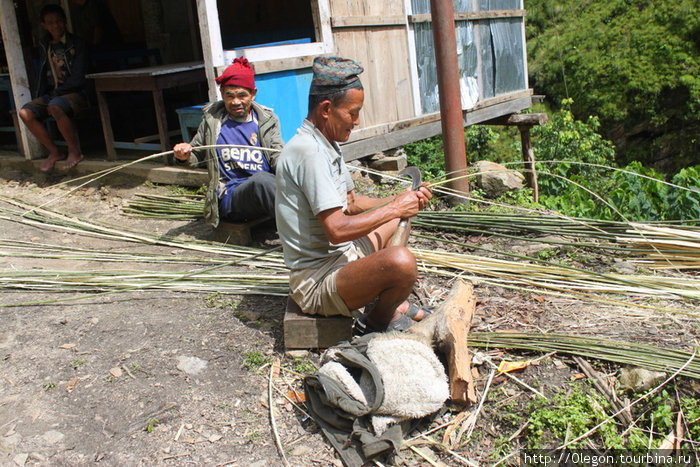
[283,297,353,349]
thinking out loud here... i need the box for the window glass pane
[218,0,315,50]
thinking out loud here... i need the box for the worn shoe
[352,313,415,337]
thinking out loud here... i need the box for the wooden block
[283,297,353,349]
[214,216,271,246]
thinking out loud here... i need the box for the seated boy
[19,4,89,172]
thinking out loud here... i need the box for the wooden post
[483,112,547,203]
[196,0,224,103]
[518,125,539,203]
[0,0,44,159]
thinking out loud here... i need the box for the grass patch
[243,351,271,371]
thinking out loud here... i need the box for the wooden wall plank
[409,10,526,23]
[328,0,414,130]
[331,15,405,28]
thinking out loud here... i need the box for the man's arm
[346,191,396,215]
[173,118,208,168]
[318,186,431,244]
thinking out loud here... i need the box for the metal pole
[430,0,470,198]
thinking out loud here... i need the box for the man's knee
[383,246,417,281]
[251,172,276,204]
[47,105,67,119]
[18,108,36,123]
[252,171,276,190]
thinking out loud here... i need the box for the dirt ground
[0,167,698,466]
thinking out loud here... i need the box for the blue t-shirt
[216,112,270,193]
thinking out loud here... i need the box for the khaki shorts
[289,237,375,317]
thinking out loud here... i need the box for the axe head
[399,166,422,191]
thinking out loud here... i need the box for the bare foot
[62,153,84,170]
[40,153,66,172]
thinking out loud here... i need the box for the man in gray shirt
[275,56,433,334]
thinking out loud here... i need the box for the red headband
[215,58,255,90]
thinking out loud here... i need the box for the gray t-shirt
[275,119,355,270]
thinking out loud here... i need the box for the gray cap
[309,56,364,95]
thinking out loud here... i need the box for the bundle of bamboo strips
[470,332,700,380]
[1,195,697,315]
[0,269,289,295]
[415,211,700,269]
[113,192,700,270]
[412,248,700,301]
[0,195,286,268]
[616,224,700,269]
[121,193,205,219]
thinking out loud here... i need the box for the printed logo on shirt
[219,146,265,172]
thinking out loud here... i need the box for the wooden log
[408,279,477,405]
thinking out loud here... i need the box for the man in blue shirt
[173,58,283,226]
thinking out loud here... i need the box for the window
[219,0,332,64]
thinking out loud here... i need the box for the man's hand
[173,142,193,161]
[415,183,433,209]
[392,183,432,217]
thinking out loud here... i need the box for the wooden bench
[283,296,353,349]
[213,216,272,246]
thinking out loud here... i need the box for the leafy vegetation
[243,351,271,371]
[531,100,699,221]
[404,99,700,222]
[525,0,700,171]
[144,417,160,433]
[524,383,700,450]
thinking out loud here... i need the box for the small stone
[42,430,65,444]
[28,453,46,462]
[473,160,525,198]
[109,367,122,378]
[4,433,21,446]
[290,445,312,457]
[285,350,310,359]
[176,356,208,375]
[13,453,28,466]
[612,261,637,275]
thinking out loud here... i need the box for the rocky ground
[0,166,698,466]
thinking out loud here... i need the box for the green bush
[403,99,698,222]
[526,0,700,171]
[404,135,445,180]
[667,166,700,221]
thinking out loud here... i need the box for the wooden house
[1,0,533,161]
